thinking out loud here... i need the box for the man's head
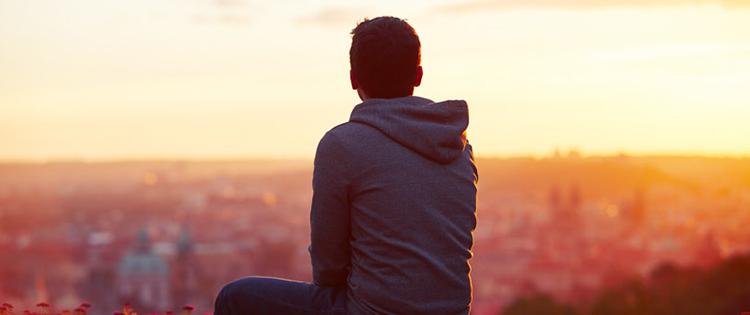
[349,16,422,100]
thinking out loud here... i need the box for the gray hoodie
[309,96,478,315]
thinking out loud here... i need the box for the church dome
[117,228,169,275]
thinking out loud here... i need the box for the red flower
[37,302,50,308]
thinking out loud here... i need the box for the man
[215,16,478,315]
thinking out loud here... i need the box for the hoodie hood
[349,96,469,164]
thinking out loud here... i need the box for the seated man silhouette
[214,16,478,315]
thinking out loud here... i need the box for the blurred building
[117,228,170,311]
[172,225,201,307]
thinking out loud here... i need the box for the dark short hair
[350,16,421,99]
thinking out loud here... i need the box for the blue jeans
[214,277,347,315]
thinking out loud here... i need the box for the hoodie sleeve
[309,131,351,287]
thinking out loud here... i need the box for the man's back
[310,96,478,315]
[215,16,477,315]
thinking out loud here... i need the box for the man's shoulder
[323,121,380,143]
[316,122,384,163]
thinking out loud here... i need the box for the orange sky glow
[1,0,749,161]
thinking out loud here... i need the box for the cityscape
[1,153,749,314]
[3,1,749,314]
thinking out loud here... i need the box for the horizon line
[1,151,749,164]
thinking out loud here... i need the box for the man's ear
[414,66,423,87]
[350,70,359,90]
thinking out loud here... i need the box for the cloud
[212,0,248,7]
[296,7,373,28]
[193,14,252,26]
[592,42,750,63]
[435,0,750,13]
[192,0,254,26]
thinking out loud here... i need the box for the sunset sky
[1,0,749,161]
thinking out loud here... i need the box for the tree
[502,294,579,315]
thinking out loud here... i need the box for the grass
[0,302,204,315]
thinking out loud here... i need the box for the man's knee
[215,277,264,313]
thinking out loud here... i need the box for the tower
[117,228,171,312]
[172,225,200,307]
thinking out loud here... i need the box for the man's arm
[309,131,351,287]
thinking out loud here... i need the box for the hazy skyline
[2,0,749,161]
